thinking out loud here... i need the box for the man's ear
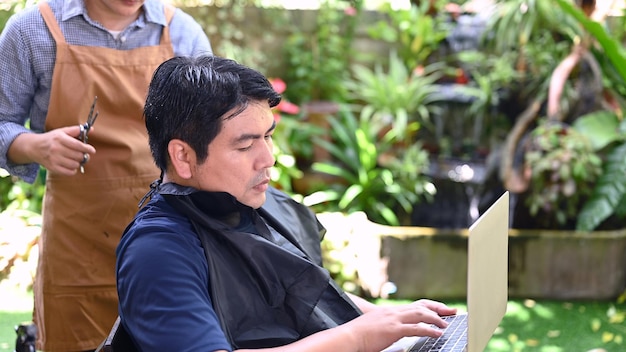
[167,139,194,179]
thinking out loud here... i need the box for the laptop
[381,191,510,352]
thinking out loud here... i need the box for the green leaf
[338,184,364,209]
[302,189,341,207]
[572,111,622,150]
[378,204,400,226]
[312,162,356,183]
[555,0,626,82]
[577,142,626,231]
[314,138,358,171]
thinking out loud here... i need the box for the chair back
[96,316,138,352]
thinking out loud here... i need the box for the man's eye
[239,144,253,151]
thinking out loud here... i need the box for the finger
[62,125,95,143]
[414,322,446,339]
[47,161,79,176]
[396,305,447,329]
[66,132,97,154]
[61,151,90,171]
[60,125,84,139]
[420,312,448,329]
[62,157,84,173]
[414,300,458,316]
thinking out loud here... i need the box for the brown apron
[35,3,174,350]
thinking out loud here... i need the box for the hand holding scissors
[79,96,99,173]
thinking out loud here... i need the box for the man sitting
[116,55,457,352]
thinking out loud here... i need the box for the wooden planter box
[318,213,626,301]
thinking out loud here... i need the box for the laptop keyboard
[410,314,468,352]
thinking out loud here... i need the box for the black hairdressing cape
[160,184,362,349]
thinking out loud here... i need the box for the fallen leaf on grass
[602,332,614,343]
[591,318,601,332]
[547,330,560,338]
[525,339,539,346]
[607,306,625,324]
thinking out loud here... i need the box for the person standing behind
[0,0,212,351]
[116,55,457,351]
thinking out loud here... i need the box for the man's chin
[242,193,267,209]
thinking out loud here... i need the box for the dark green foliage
[0,169,45,215]
[305,107,434,226]
[524,119,603,228]
[282,0,363,104]
[577,140,626,231]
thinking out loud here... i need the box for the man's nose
[260,141,275,169]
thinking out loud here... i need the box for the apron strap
[161,4,176,46]
[39,2,66,44]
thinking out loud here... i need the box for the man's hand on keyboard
[340,299,458,352]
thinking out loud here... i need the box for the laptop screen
[467,191,509,351]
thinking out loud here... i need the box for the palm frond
[576,141,626,231]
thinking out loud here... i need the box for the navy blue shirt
[116,194,231,352]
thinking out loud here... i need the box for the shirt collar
[61,0,84,21]
[142,0,169,26]
[61,0,168,26]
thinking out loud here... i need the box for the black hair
[144,55,281,171]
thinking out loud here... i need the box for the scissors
[79,96,99,173]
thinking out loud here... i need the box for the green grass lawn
[0,283,33,352]
[375,297,625,352]
[486,299,625,351]
[0,284,624,352]
[0,311,31,352]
